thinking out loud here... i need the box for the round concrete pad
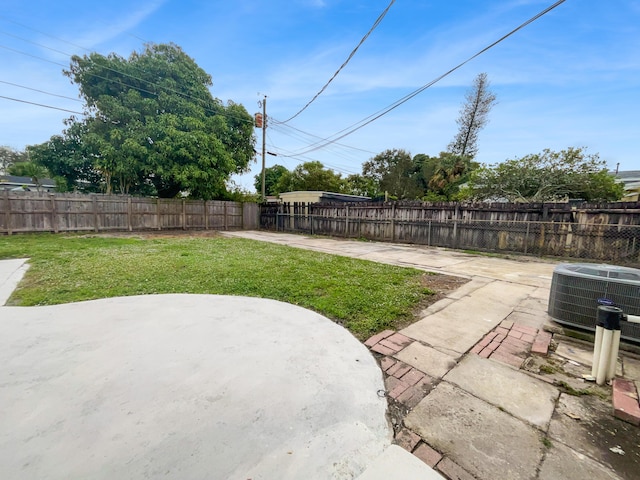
[0,295,390,479]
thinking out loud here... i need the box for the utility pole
[260,95,267,201]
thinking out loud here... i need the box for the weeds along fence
[260,201,640,265]
[0,191,259,234]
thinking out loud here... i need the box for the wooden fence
[0,191,259,234]
[261,201,640,264]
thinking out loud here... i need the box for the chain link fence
[261,206,640,265]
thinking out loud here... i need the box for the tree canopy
[254,164,289,196]
[0,146,28,175]
[275,161,346,193]
[464,147,624,202]
[362,149,421,200]
[31,43,255,199]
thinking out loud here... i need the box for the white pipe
[596,329,613,386]
[591,325,604,378]
[606,329,622,381]
[627,314,640,324]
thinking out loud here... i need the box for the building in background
[278,191,370,204]
[0,175,56,192]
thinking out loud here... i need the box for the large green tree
[426,152,477,201]
[254,164,289,196]
[28,121,103,193]
[275,161,346,193]
[0,146,28,175]
[34,43,255,199]
[465,147,624,202]
[362,149,422,200]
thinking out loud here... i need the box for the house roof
[612,170,640,180]
[0,175,56,187]
[279,191,371,202]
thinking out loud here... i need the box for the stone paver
[401,280,532,354]
[548,394,640,479]
[539,440,623,480]
[444,354,559,429]
[394,342,459,379]
[405,382,544,480]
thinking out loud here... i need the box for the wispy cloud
[71,0,166,49]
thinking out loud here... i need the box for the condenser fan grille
[548,263,640,343]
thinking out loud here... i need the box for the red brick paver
[470,321,551,368]
[387,361,412,379]
[380,356,396,372]
[401,368,425,386]
[437,457,476,480]
[364,329,394,347]
[370,343,395,356]
[413,443,442,467]
[531,330,553,356]
[613,378,640,426]
[395,428,421,452]
[388,380,411,400]
[491,350,524,369]
[512,324,538,336]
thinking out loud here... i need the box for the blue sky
[1,0,639,192]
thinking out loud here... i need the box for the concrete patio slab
[394,342,459,379]
[443,256,555,287]
[355,445,445,480]
[444,355,559,429]
[405,381,544,480]
[548,394,640,479]
[538,440,623,480]
[401,281,532,354]
[0,257,29,305]
[0,294,391,480]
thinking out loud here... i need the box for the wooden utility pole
[260,95,267,201]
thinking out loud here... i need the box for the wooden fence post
[204,201,209,230]
[127,197,133,232]
[391,204,396,242]
[50,194,58,233]
[182,198,186,230]
[4,190,12,235]
[224,202,228,230]
[310,204,314,235]
[345,205,350,238]
[452,204,459,248]
[92,195,99,232]
[156,198,161,230]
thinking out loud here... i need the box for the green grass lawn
[0,233,434,338]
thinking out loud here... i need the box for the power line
[0,94,83,114]
[288,0,567,157]
[280,0,396,123]
[0,80,82,102]
[271,118,376,154]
